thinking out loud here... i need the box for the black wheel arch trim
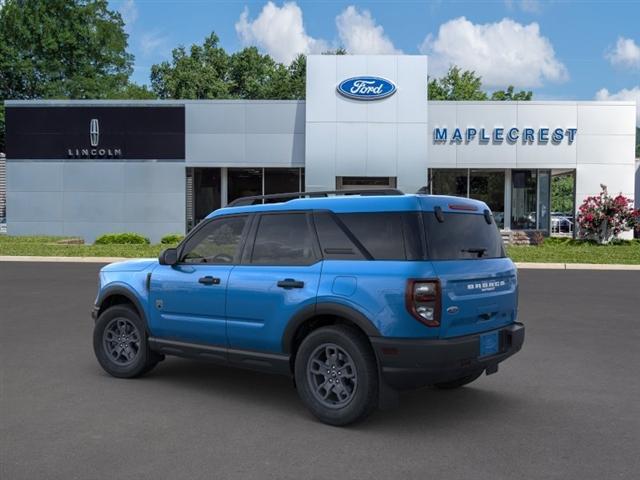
[95,284,149,331]
[282,302,381,354]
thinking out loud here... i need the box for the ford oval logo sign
[337,76,397,101]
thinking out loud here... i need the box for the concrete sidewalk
[1,255,640,270]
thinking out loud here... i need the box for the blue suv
[92,190,524,425]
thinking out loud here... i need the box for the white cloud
[235,2,328,64]
[140,31,167,56]
[335,6,401,54]
[420,16,568,88]
[606,37,640,70]
[119,0,138,32]
[595,86,640,124]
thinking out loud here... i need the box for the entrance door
[148,214,250,346]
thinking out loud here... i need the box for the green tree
[551,174,575,214]
[491,86,533,101]
[428,66,533,102]
[150,33,309,101]
[428,67,488,101]
[150,33,230,99]
[0,0,146,151]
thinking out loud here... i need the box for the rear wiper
[461,248,487,258]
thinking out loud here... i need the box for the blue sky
[113,0,639,119]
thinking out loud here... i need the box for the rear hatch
[422,209,518,339]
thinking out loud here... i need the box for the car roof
[207,194,490,219]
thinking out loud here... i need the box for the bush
[577,184,639,244]
[161,233,184,244]
[94,233,150,245]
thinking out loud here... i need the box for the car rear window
[335,212,422,260]
[423,212,505,260]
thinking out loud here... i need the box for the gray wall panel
[122,192,185,223]
[123,163,185,193]
[245,103,305,133]
[63,162,124,192]
[7,191,63,221]
[63,192,125,222]
[186,103,245,134]
[7,162,63,192]
[7,160,185,242]
[186,134,245,164]
[185,101,305,167]
[7,221,64,236]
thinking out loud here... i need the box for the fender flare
[281,302,381,354]
[95,284,149,330]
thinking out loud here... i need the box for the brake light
[448,203,477,211]
[406,279,441,327]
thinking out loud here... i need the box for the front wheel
[294,325,378,426]
[93,305,161,378]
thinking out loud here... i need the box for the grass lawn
[507,238,640,264]
[0,236,170,258]
[1,235,639,264]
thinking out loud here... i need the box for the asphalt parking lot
[1,262,639,480]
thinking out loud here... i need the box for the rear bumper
[371,323,525,390]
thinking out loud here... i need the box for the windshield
[423,212,505,260]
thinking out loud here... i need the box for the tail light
[406,279,441,327]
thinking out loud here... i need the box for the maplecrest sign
[433,127,577,144]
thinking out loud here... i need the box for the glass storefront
[430,169,467,197]
[429,168,551,232]
[188,167,304,230]
[470,170,505,229]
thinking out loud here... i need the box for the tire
[93,304,161,378]
[433,370,483,390]
[294,325,378,426]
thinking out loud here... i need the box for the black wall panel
[6,106,185,159]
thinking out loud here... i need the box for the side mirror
[159,247,178,266]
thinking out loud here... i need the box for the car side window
[181,216,248,264]
[251,213,317,265]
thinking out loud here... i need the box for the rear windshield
[423,212,505,260]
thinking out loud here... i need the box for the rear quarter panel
[318,260,441,338]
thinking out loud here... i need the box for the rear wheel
[93,305,161,378]
[433,370,483,389]
[294,325,378,426]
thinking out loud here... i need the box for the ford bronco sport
[92,190,524,425]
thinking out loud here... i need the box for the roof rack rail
[226,188,404,207]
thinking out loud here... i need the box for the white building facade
[3,54,637,241]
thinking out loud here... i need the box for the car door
[148,214,250,346]
[226,211,322,353]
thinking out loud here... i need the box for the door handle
[198,276,221,285]
[277,278,305,289]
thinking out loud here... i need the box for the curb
[1,256,639,270]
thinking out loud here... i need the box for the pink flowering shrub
[577,184,639,243]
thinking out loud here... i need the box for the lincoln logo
[337,76,396,100]
[67,118,122,158]
[90,118,99,147]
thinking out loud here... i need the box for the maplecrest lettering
[433,127,577,145]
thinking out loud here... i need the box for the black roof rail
[225,188,404,207]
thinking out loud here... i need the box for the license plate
[479,331,499,358]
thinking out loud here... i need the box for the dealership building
[3,55,638,242]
